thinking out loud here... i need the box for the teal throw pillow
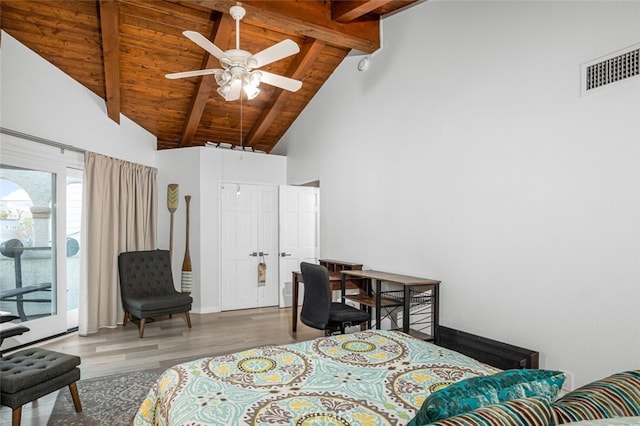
[408,369,565,425]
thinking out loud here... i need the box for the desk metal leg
[403,285,411,333]
[433,283,439,340]
[375,279,381,329]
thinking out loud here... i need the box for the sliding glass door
[0,137,83,349]
[0,167,56,323]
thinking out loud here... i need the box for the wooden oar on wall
[181,195,192,295]
[167,184,179,259]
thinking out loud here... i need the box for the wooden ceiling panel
[1,0,419,153]
[2,1,104,97]
[2,1,98,28]
[120,10,209,40]
[120,0,212,27]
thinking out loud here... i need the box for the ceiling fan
[165,5,302,101]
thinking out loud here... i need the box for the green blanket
[133,330,499,425]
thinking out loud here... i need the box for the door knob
[249,252,258,256]
[280,252,292,257]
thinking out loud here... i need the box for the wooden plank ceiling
[1,0,418,153]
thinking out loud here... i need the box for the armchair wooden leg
[123,312,130,327]
[139,318,146,338]
[185,311,192,328]
[11,406,21,426]
[69,382,82,412]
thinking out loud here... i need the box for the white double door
[277,185,320,308]
[220,183,319,311]
[220,183,279,310]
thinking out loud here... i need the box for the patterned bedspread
[133,330,499,425]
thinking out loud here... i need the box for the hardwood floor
[0,307,324,425]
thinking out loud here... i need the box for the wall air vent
[581,44,639,96]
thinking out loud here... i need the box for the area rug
[48,367,166,425]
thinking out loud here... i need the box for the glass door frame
[0,134,84,348]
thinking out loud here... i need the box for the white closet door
[220,183,259,311]
[278,185,320,308]
[220,183,279,310]
[257,185,279,307]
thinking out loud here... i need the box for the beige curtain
[79,152,157,335]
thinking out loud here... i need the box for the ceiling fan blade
[165,69,217,79]
[259,71,302,92]
[183,30,229,61]
[251,39,300,68]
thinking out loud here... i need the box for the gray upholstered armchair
[117,250,192,338]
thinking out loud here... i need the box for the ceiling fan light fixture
[217,83,231,99]
[244,85,260,100]
[214,70,232,86]
[244,71,262,87]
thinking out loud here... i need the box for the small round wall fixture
[357,56,370,72]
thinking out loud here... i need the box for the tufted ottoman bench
[0,348,82,426]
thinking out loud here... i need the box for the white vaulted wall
[280,1,640,388]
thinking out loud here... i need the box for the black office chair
[299,262,370,335]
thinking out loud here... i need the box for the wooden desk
[340,270,440,340]
[291,259,362,332]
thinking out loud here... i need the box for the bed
[133,327,539,425]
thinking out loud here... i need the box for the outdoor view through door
[0,165,82,346]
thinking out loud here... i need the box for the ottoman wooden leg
[139,318,146,338]
[12,406,22,426]
[69,382,82,412]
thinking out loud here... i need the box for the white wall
[157,147,286,313]
[281,1,640,388]
[155,147,202,301]
[0,31,156,165]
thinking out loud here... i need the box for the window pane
[0,167,56,322]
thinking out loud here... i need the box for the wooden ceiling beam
[99,0,121,124]
[244,38,325,150]
[179,12,233,147]
[177,0,381,53]
[331,1,392,23]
